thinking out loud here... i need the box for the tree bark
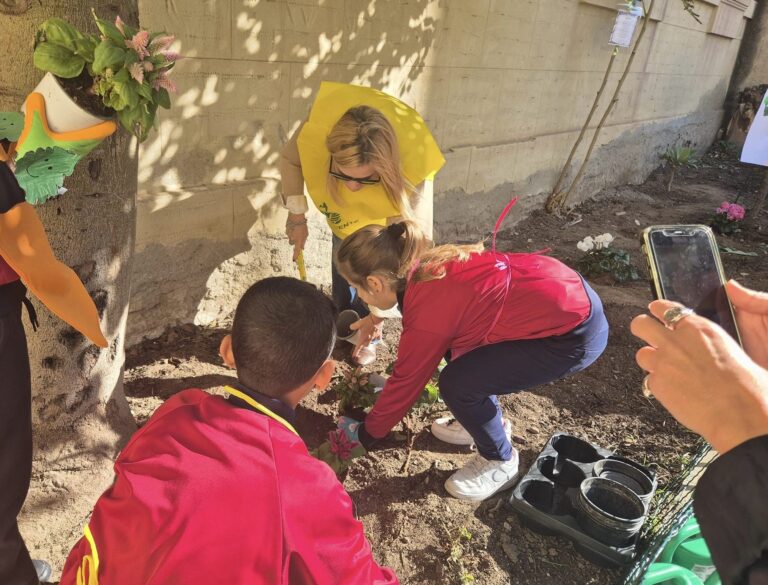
[0,0,138,573]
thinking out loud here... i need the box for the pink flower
[115,15,125,35]
[142,61,155,73]
[126,30,150,59]
[328,430,358,460]
[151,70,177,93]
[160,50,181,63]
[128,62,144,83]
[150,34,176,51]
[716,201,745,222]
[727,203,745,221]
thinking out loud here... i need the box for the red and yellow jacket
[60,387,398,585]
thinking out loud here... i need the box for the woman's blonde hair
[326,106,415,217]
[335,221,484,292]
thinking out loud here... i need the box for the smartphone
[642,225,741,344]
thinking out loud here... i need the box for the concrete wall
[729,0,768,92]
[130,0,753,343]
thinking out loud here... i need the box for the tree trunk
[0,0,137,574]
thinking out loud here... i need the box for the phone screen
[647,227,739,341]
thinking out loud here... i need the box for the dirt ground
[44,146,768,584]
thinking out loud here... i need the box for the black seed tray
[507,432,656,567]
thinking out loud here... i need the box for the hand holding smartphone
[641,225,741,345]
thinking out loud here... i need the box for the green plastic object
[661,517,717,582]
[705,572,721,585]
[642,562,705,585]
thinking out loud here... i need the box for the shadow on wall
[129,0,444,343]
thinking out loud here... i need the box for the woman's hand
[350,315,383,358]
[631,299,768,453]
[285,213,308,262]
[727,280,768,369]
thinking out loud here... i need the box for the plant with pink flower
[311,429,366,475]
[33,11,179,142]
[711,201,746,234]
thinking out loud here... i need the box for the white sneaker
[444,450,520,502]
[431,417,512,446]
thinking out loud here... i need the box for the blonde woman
[279,82,444,364]
[334,221,609,502]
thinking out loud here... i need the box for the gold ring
[662,306,695,329]
[641,375,652,398]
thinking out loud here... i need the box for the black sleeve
[0,163,25,214]
[694,435,768,585]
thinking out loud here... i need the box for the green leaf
[92,12,125,44]
[15,147,80,205]
[123,50,139,68]
[136,82,153,101]
[116,104,139,130]
[33,42,85,78]
[155,88,171,109]
[0,112,24,142]
[114,79,140,109]
[719,246,758,257]
[92,42,127,74]
[38,18,82,52]
[73,36,97,62]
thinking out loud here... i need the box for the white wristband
[369,303,402,319]
[284,195,309,215]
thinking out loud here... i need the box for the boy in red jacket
[60,277,398,585]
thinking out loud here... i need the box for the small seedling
[443,525,475,585]
[660,146,697,192]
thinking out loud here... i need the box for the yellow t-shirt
[297,82,445,239]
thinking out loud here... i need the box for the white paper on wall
[609,12,640,47]
[741,89,768,167]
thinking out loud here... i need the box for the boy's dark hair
[231,277,337,397]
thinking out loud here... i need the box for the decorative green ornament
[15,146,79,204]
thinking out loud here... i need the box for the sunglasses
[328,160,380,185]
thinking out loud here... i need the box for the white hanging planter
[21,72,108,133]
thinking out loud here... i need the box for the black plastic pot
[593,458,656,506]
[336,309,360,340]
[576,477,646,547]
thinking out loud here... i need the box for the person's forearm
[278,122,309,212]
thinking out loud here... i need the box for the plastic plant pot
[336,309,361,344]
[593,458,656,506]
[576,477,645,546]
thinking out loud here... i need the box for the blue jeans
[331,236,369,316]
[438,280,609,461]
